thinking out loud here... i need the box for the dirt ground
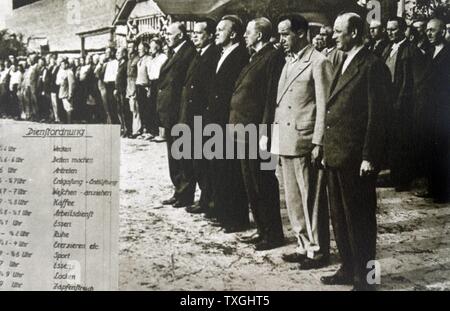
[119,137,450,291]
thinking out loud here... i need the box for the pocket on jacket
[295,120,315,132]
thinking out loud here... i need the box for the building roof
[113,0,163,25]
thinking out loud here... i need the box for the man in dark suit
[320,13,391,291]
[179,19,221,215]
[114,47,129,137]
[367,20,389,57]
[420,18,450,204]
[205,15,249,230]
[157,22,197,208]
[228,17,285,250]
[412,19,433,56]
[383,17,424,191]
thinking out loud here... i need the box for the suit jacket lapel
[234,46,269,87]
[161,42,191,74]
[277,46,314,103]
[216,45,242,76]
[327,49,366,104]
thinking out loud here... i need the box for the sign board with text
[0,122,120,291]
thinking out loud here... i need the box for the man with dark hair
[114,48,129,137]
[220,15,245,39]
[412,19,433,55]
[271,14,333,263]
[228,17,286,247]
[158,22,197,208]
[321,12,391,291]
[417,18,450,204]
[126,41,140,137]
[320,25,345,69]
[367,20,389,57]
[180,19,221,215]
[27,54,40,121]
[383,16,424,192]
[148,37,168,141]
[205,15,249,228]
[0,62,9,118]
[103,46,119,124]
[135,42,152,138]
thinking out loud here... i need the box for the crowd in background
[0,11,449,291]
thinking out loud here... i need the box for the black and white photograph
[0,0,449,293]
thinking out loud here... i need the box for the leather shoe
[238,235,263,244]
[255,239,284,251]
[224,224,250,234]
[299,257,330,270]
[282,253,306,263]
[186,204,207,214]
[414,191,433,198]
[162,197,177,205]
[320,272,353,285]
[173,201,193,208]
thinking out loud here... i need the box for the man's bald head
[427,18,446,45]
[166,22,187,48]
[333,13,364,52]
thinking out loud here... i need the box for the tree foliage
[409,0,450,22]
[0,29,28,59]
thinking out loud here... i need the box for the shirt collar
[200,43,212,56]
[222,42,240,55]
[173,40,187,55]
[325,46,336,54]
[287,44,310,62]
[391,38,407,51]
[433,43,445,58]
[346,44,364,60]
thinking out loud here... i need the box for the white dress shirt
[103,59,119,83]
[9,71,22,91]
[148,53,168,81]
[173,40,187,55]
[433,43,445,59]
[389,38,407,58]
[341,45,364,75]
[200,44,212,56]
[216,43,240,73]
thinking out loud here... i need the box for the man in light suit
[271,14,333,268]
[320,13,391,291]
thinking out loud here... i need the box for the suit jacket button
[326,126,330,130]
[287,123,291,126]
[288,106,292,109]
[191,85,194,89]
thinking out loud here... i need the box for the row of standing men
[155,12,449,291]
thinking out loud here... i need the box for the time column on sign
[0,144,30,290]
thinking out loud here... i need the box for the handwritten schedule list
[0,123,120,291]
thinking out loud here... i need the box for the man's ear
[297,29,307,39]
[351,28,359,40]
[230,31,237,41]
[257,31,263,42]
